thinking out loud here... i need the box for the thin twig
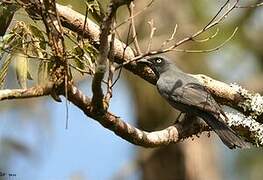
[82,3,89,39]
[129,0,241,61]
[129,2,141,55]
[68,55,95,75]
[116,27,237,67]
[204,0,230,30]
[114,0,154,30]
[146,19,156,53]
[111,28,132,83]
[191,28,219,43]
[160,24,178,48]
[236,2,263,8]
[174,27,238,53]
[105,21,116,105]
[69,63,108,84]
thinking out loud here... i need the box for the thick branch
[67,84,209,147]
[0,83,54,101]
[194,74,263,121]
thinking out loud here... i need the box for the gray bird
[138,56,249,149]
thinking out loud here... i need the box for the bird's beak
[137,58,151,64]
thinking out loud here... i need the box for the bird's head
[138,56,173,78]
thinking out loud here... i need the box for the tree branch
[91,0,126,112]
[67,84,210,147]
[0,83,54,101]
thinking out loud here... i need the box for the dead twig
[146,19,156,53]
[236,2,263,8]
[174,27,238,53]
[129,1,141,55]
[114,0,154,30]
[123,0,241,63]
[105,21,116,105]
[191,28,219,43]
[160,24,178,48]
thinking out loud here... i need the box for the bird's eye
[156,59,162,64]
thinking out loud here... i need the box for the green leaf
[1,33,16,49]
[83,43,98,62]
[73,57,85,72]
[73,46,84,57]
[2,33,14,42]
[86,0,105,24]
[15,53,29,89]
[0,54,12,88]
[3,32,21,52]
[28,25,46,50]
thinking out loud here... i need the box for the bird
[138,55,250,149]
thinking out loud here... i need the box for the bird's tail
[202,113,250,149]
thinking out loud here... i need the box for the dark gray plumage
[138,56,249,149]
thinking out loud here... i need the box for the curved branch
[67,84,210,147]
[67,84,262,146]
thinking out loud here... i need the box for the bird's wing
[168,82,221,115]
[164,81,250,149]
